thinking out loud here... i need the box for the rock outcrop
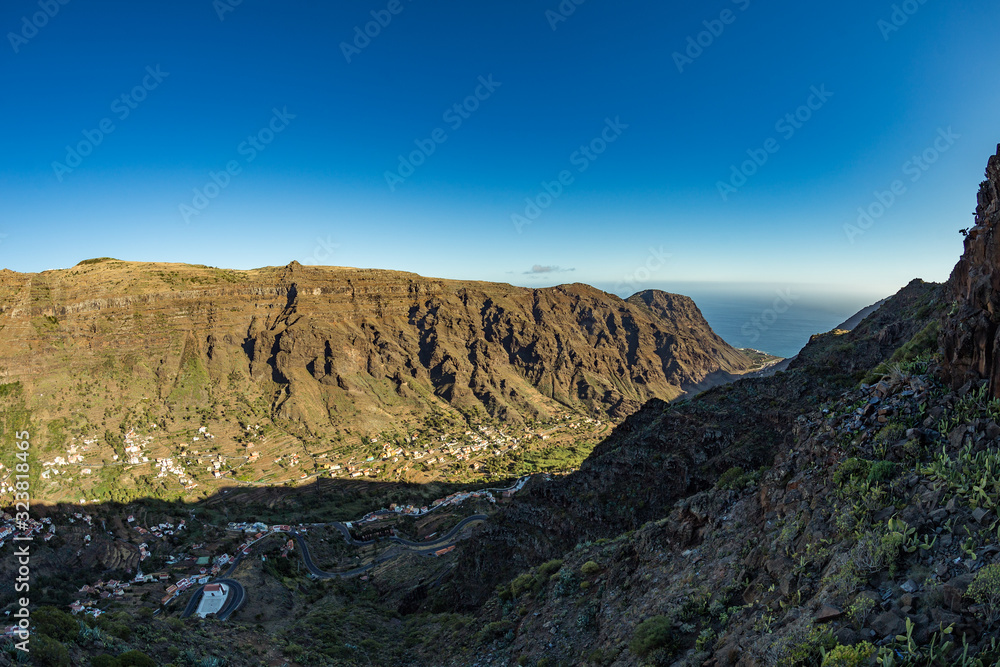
[443,278,944,608]
[942,144,1000,395]
[0,260,752,437]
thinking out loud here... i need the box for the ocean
[595,281,888,360]
[693,298,854,359]
[685,290,883,359]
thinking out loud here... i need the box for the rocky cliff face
[941,145,1000,395]
[442,279,944,609]
[0,260,750,438]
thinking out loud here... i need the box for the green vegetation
[846,596,876,629]
[508,443,596,475]
[32,607,77,642]
[629,615,675,658]
[849,528,903,577]
[821,641,876,666]
[967,563,1000,628]
[91,651,158,667]
[716,465,761,491]
[775,627,836,666]
[31,635,70,666]
[833,458,869,487]
[866,460,896,485]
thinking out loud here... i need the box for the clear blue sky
[3,0,998,303]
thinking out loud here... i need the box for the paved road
[215,579,246,620]
[294,514,488,578]
[180,579,246,621]
[323,514,489,549]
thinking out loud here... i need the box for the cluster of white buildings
[39,439,91,481]
[74,577,131,605]
[226,521,269,533]
[154,456,193,488]
[120,428,154,465]
[128,515,185,545]
[0,513,50,547]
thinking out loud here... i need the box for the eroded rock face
[941,145,1000,395]
[0,260,751,433]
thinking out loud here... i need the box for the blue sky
[2,0,999,305]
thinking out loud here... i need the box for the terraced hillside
[0,261,753,503]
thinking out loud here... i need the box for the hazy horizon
[8,254,887,358]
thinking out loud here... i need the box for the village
[0,412,599,629]
[0,467,534,631]
[2,412,607,508]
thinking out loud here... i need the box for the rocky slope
[21,151,1000,667]
[438,278,945,611]
[424,148,1000,666]
[942,144,1000,396]
[0,261,749,440]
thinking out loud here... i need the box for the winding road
[175,514,487,618]
[294,514,488,578]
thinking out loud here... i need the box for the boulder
[943,573,975,612]
[870,610,905,638]
[815,604,843,622]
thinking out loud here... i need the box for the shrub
[821,642,876,666]
[717,466,747,490]
[776,627,836,666]
[847,596,876,628]
[510,573,538,598]
[536,559,564,579]
[695,628,716,651]
[850,530,902,576]
[553,569,579,597]
[580,560,601,576]
[874,424,907,451]
[104,621,132,640]
[32,635,70,667]
[33,606,78,642]
[91,657,119,667]
[967,563,1000,627]
[480,620,515,641]
[866,461,896,485]
[833,458,870,487]
[629,615,675,657]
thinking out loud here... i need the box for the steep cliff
[441,278,944,609]
[941,145,1000,395]
[0,260,751,443]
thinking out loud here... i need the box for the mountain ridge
[0,259,754,503]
